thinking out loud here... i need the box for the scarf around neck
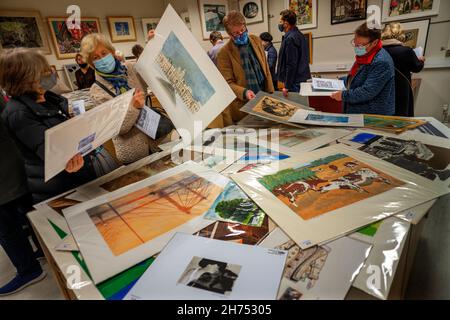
[349,40,383,77]
[96,59,131,95]
[238,43,265,94]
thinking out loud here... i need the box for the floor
[0,194,448,300]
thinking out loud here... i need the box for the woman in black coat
[0,48,96,204]
[382,23,425,117]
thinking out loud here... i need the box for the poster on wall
[239,0,264,25]
[0,10,51,54]
[47,17,101,59]
[107,16,137,43]
[382,0,440,22]
[198,0,229,40]
[331,0,367,25]
[136,5,235,143]
[285,0,317,30]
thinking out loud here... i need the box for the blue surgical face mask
[233,31,249,46]
[40,73,57,90]
[94,53,116,73]
[354,45,368,56]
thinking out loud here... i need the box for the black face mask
[24,91,40,101]
[78,63,88,68]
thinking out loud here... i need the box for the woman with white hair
[80,33,173,164]
[382,22,425,117]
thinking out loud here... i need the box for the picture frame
[0,10,51,54]
[62,63,80,91]
[239,0,264,25]
[198,0,229,40]
[47,17,101,59]
[285,0,317,30]
[107,16,137,43]
[141,18,160,35]
[384,19,430,53]
[331,0,367,25]
[303,31,313,64]
[382,0,440,23]
[180,12,192,31]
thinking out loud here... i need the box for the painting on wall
[382,0,440,22]
[0,10,51,54]
[331,0,367,25]
[285,0,317,30]
[198,0,229,40]
[303,32,313,64]
[107,16,137,43]
[47,17,100,59]
[141,18,160,35]
[239,0,264,25]
[62,63,79,91]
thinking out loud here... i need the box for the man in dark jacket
[0,118,46,296]
[277,9,311,97]
[260,32,278,91]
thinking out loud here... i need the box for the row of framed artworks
[288,0,440,30]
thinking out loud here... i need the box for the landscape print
[358,135,450,182]
[156,31,215,113]
[364,115,425,133]
[253,96,300,121]
[204,182,266,227]
[258,154,405,220]
[88,170,224,256]
[261,129,324,148]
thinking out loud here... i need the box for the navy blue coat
[277,27,311,91]
[343,48,396,115]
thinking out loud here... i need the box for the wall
[267,0,450,120]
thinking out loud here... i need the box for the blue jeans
[0,193,41,276]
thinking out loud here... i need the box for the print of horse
[343,168,391,187]
[273,179,326,207]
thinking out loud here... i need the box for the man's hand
[246,90,256,100]
[65,154,84,173]
[282,88,289,98]
[132,89,145,109]
[330,91,343,101]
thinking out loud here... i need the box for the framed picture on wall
[384,19,430,53]
[382,0,440,23]
[142,18,160,35]
[48,17,101,60]
[285,0,317,30]
[0,10,51,54]
[198,0,229,40]
[331,0,367,25]
[63,63,79,91]
[107,16,137,43]
[303,32,313,64]
[239,0,264,25]
[180,12,192,31]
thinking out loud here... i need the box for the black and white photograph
[178,256,241,296]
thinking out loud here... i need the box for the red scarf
[349,40,383,77]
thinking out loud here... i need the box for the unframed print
[260,228,371,300]
[289,109,364,127]
[62,162,228,284]
[231,145,444,249]
[364,114,426,133]
[136,5,235,143]
[124,233,287,300]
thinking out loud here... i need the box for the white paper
[300,83,334,97]
[312,78,346,91]
[62,161,233,284]
[125,233,287,300]
[136,5,235,143]
[413,46,424,58]
[289,109,364,127]
[260,228,371,300]
[44,89,134,181]
[135,105,161,139]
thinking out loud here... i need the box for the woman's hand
[147,30,156,42]
[245,90,256,100]
[418,56,426,63]
[330,91,343,101]
[65,154,84,173]
[132,89,145,109]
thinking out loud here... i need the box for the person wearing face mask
[259,32,278,91]
[81,33,174,164]
[75,53,96,90]
[0,48,97,204]
[277,10,311,97]
[216,11,274,126]
[330,23,395,116]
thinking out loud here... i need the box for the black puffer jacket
[1,91,95,204]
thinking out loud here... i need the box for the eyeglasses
[230,26,247,38]
[350,39,371,48]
